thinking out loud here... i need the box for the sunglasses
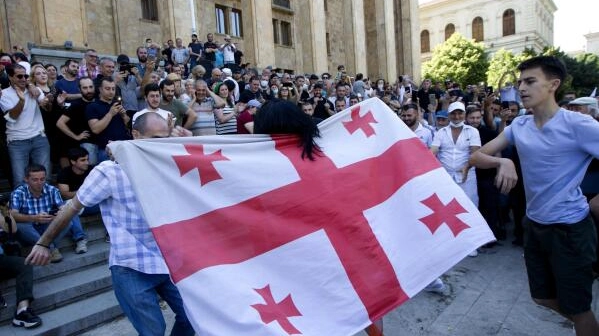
[14,74,29,79]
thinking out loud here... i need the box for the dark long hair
[254,99,321,160]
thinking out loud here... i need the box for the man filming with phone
[114,54,140,120]
[85,77,131,163]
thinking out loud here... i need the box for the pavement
[81,239,599,336]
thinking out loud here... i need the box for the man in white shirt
[0,64,50,187]
[220,35,236,67]
[132,83,173,125]
[432,101,481,205]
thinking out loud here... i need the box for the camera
[119,63,135,73]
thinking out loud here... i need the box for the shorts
[524,215,597,315]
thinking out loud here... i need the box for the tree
[421,33,488,89]
[486,49,520,89]
[571,53,599,96]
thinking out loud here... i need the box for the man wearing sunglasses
[0,64,50,188]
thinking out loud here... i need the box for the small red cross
[342,106,378,137]
[251,285,302,335]
[172,144,230,186]
[419,193,470,237]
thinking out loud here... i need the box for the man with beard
[188,34,203,73]
[135,46,150,78]
[239,76,264,103]
[308,83,333,120]
[85,77,131,162]
[400,103,433,148]
[158,79,196,129]
[56,77,97,164]
[202,33,218,79]
[55,59,82,101]
[133,83,173,123]
[466,105,504,242]
[0,53,12,89]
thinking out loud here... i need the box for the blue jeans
[110,266,194,336]
[80,143,99,166]
[7,134,50,187]
[68,215,86,241]
[17,221,72,249]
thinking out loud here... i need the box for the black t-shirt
[63,98,95,144]
[475,125,498,180]
[162,48,174,66]
[203,41,218,61]
[85,100,131,149]
[188,42,203,61]
[308,96,330,120]
[57,166,93,192]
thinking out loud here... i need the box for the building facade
[0,0,421,81]
[419,0,556,62]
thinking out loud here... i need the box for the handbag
[1,215,21,257]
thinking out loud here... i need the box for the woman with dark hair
[213,82,238,135]
[253,99,320,161]
[253,99,384,335]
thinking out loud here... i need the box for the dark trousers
[477,177,503,239]
[0,254,34,304]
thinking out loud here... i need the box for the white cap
[448,101,466,113]
[222,68,232,77]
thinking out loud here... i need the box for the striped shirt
[190,97,217,136]
[77,161,168,274]
[11,183,63,217]
[215,105,237,135]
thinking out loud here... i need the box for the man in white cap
[221,67,239,102]
[569,97,598,120]
[432,101,482,256]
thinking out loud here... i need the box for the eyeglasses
[14,74,29,79]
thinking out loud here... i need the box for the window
[272,0,291,9]
[230,9,243,37]
[280,21,292,46]
[420,30,430,53]
[215,5,244,37]
[215,6,226,34]
[273,19,280,44]
[503,9,515,36]
[445,24,455,41]
[141,0,159,21]
[472,17,484,42]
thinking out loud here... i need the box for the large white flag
[110,98,494,336]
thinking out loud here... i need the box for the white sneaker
[75,239,88,254]
[468,249,479,257]
[424,278,446,294]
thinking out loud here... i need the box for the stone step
[0,291,122,336]
[0,260,112,325]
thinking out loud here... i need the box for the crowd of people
[0,33,598,335]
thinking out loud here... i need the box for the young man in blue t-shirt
[470,56,599,336]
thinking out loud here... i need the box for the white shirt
[132,108,173,124]
[220,43,236,63]
[432,125,481,173]
[0,86,45,141]
[413,123,433,148]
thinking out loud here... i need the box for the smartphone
[428,93,436,103]
[404,86,411,93]
[49,208,59,216]
[485,86,493,94]
[501,101,510,109]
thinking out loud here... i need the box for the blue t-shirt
[55,78,80,95]
[504,108,599,224]
[85,100,131,149]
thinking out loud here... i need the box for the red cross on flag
[109,98,494,336]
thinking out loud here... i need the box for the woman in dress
[213,83,238,135]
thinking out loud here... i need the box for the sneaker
[468,249,479,257]
[12,307,42,328]
[50,249,63,263]
[75,239,88,254]
[424,278,446,294]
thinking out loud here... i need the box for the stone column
[351,0,367,74]
[381,0,397,82]
[248,0,275,69]
[309,0,327,74]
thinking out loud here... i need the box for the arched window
[445,24,455,41]
[421,30,430,53]
[503,9,515,36]
[472,17,484,42]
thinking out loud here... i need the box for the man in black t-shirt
[202,33,218,79]
[57,148,98,216]
[188,34,203,72]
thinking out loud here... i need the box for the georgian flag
[109,98,494,336]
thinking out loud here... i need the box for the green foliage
[422,33,488,88]
[571,53,599,96]
[486,49,534,88]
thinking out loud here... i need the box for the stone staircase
[0,207,124,335]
